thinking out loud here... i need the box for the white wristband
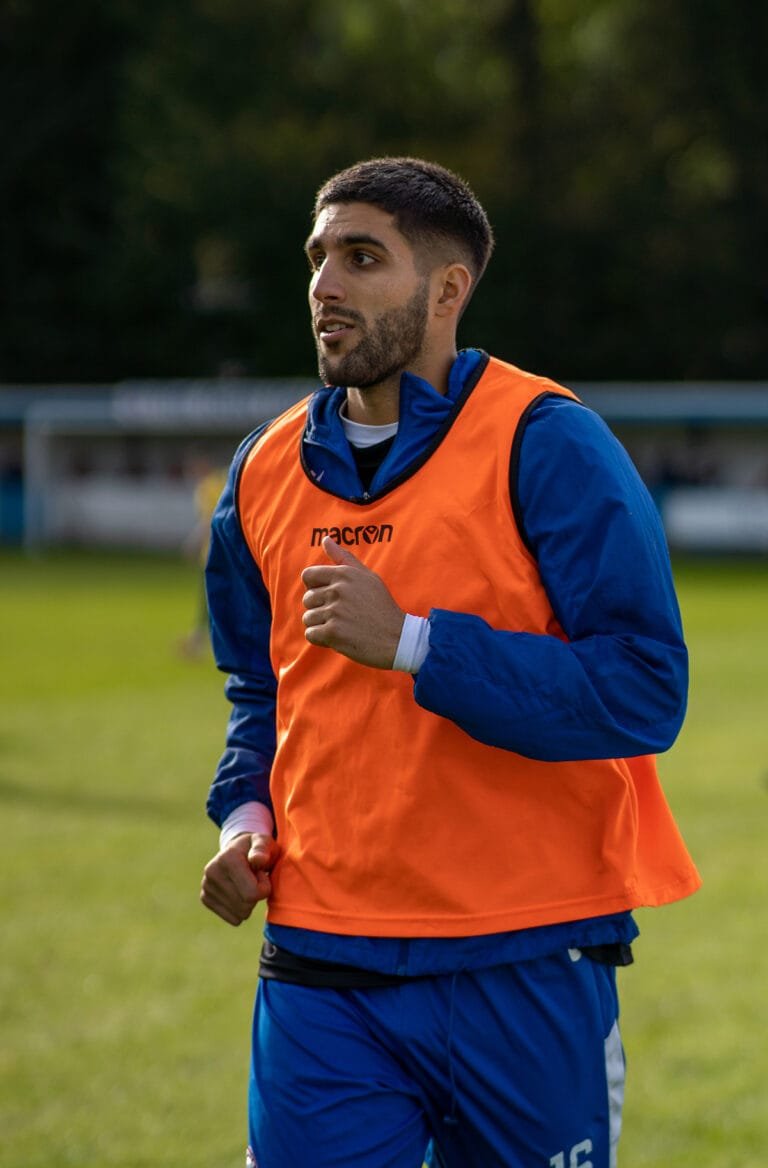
[392,614,431,674]
[219,801,275,849]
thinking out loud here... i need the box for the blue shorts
[247,948,625,1168]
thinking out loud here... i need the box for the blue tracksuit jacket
[205,349,688,974]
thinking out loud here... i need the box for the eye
[307,251,325,272]
[351,251,376,267]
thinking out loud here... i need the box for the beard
[315,278,430,389]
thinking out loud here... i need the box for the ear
[433,263,473,320]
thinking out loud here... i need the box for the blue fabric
[249,949,622,1168]
[205,426,277,822]
[204,348,687,972]
[264,913,638,979]
[414,395,687,759]
[302,348,484,499]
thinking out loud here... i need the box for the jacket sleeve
[413,396,688,761]
[204,429,277,826]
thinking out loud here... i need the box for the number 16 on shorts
[550,1139,593,1168]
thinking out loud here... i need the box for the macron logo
[310,523,394,547]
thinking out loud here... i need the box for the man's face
[305,202,431,390]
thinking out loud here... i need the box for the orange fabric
[237,356,701,937]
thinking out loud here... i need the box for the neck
[345,346,457,425]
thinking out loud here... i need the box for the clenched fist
[200,833,279,926]
[301,536,405,668]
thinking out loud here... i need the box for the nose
[310,257,345,305]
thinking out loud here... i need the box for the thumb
[247,834,278,872]
[322,535,361,567]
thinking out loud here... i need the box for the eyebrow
[304,232,391,255]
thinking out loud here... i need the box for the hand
[200,833,279,926]
[301,536,405,668]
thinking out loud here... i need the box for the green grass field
[1,550,766,1167]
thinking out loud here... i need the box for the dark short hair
[313,157,494,286]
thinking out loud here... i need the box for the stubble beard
[316,279,430,390]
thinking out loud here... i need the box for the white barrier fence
[10,377,768,554]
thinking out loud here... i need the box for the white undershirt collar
[339,404,399,448]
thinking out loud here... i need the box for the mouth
[316,316,357,344]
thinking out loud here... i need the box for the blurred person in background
[178,453,227,658]
[200,157,700,1168]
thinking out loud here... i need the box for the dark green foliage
[1,1,765,382]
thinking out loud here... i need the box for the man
[201,157,700,1168]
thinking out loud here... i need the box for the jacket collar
[302,349,486,499]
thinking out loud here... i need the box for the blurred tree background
[1,0,765,383]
